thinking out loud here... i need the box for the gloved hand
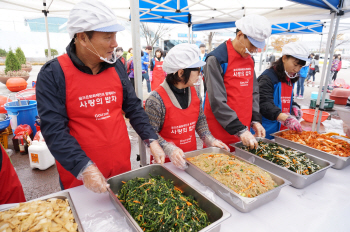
[78,163,109,194]
[210,139,229,151]
[292,106,303,120]
[240,130,258,149]
[168,148,187,170]
[252,122,266,138]
[282,115,303,132]
[149,71,153,82]
[150,140,165,164]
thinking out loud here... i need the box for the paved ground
[0,65,349,201]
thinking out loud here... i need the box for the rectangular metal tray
[184,147,291,213]
[0,192,84,232]
[107,164,230,232]
[271,130,350,169]
[232,138,334,189]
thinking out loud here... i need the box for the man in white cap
[203,15,271,151]
[36,0,165,194]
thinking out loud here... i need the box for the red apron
[150,86,200,163]
[0,145,26,204]
[204,39,254,152]
[57,54,131,189]
[151,60,165,91]
[280,82,293,131]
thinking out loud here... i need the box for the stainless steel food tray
[232,138,334,189]
[0,192,84,232]
[107,164,230,232]
[271,130,350,169]
[184,147,291,213]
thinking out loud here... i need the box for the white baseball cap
[235,15,272,49]
[282,41,309,62]
[67,0,125,39]
[162,43,206,74]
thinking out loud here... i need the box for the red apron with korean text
[57,54,131,189]
[151,60,165,91]
[204,39,254,151]
[0,145,26,204]
[280,82,293,131]
[150,86,200,163]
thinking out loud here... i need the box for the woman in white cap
[36,0,165,194]
[145,43,229,170]
[203,15,271,151]
[258,41,307,139]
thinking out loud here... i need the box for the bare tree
[335,33,350,48]
[208,32,216,51]
[140,23,172,48]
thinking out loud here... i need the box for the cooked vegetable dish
[187,153,277,198]
[0,198,78,232]
[280,130,350,157]
[117,175,210,232]
[242,141,322,175]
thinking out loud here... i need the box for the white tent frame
[1,0,349,167]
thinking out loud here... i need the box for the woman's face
[130,49,133,54]
[282,56,303,77]
[156,51,162,58]
[178,69,200,87]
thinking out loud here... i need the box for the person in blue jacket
[296,64,309,99]
[142,46,152,93]
[258,42,308,139]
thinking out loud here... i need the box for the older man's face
[87,31,118,61]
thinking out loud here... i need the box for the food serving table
[1,162,349,232]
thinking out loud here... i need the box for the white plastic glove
[292,106,303,121]
[168,148,187,170]
[150,140,165,164]
[252,122,266,138]
[77,163,109,194]
[240,130,258,149]
[209,139,229,151]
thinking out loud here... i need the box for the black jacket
[36,40,157,178]
[258,68,300,121]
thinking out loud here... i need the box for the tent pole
[43,0,51,60]
[318,33,323,53]
[191,28,194,44]
[316,13,341,132]
[311,12,336,131]
[259,37,269,72]
[188,25,191,43]
[130,0,147,166]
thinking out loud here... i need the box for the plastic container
[0,133,8,149]
[28,140,55,170]
[0,114,11,131]
[12,132,33,152]
[311,91,319,99]
[4,100,38,135]
[309,99,335,110]
[301,109,330,123]
[330,88,350,105]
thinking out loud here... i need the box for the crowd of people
[2,0,338,204]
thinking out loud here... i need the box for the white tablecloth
[1,163,349,232]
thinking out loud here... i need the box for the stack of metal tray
[271,130,350,169]
[184,148,291,213]
[0,192,84,232]
[107,164,230,232]
[232,138,334,189]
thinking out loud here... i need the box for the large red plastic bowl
[302,109,329,123]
